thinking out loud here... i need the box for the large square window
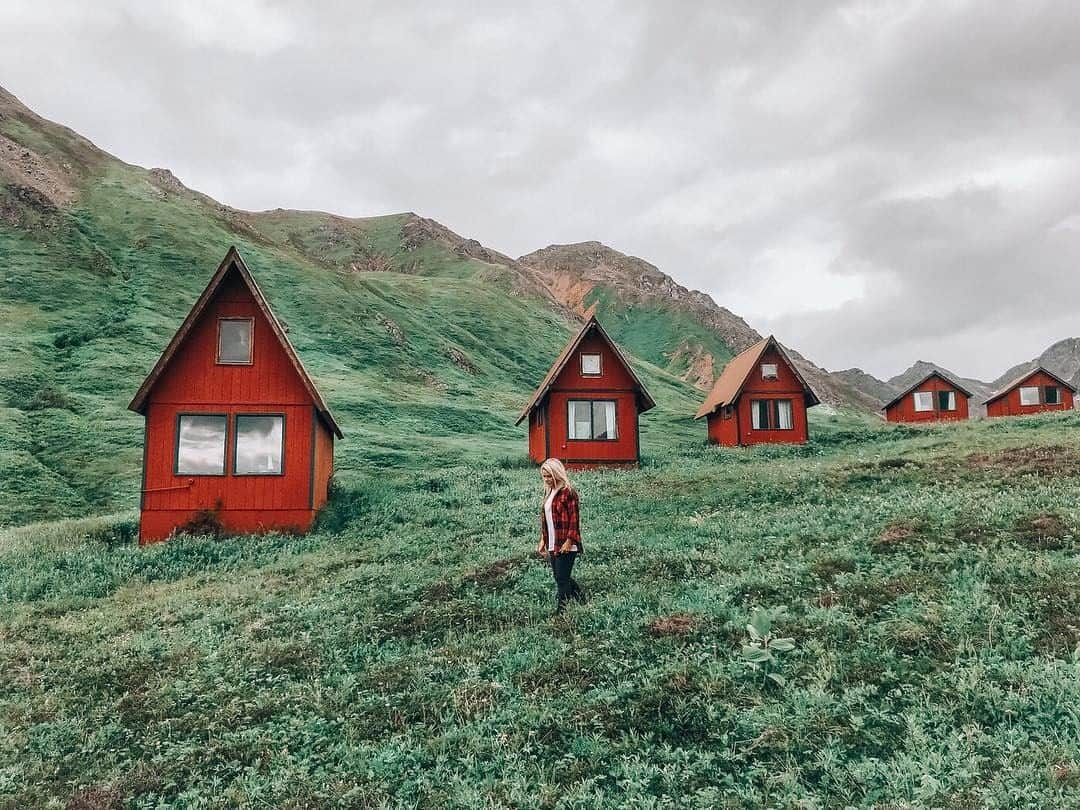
[913,392,934,412]
[937,390,956,411]
[218,318,253,365]
[580,353,602,376]
[1019,386,1040,406]
[567,400,617,440]
[234,415,284,475]
[176,414,227,475]
[750,399,794,430]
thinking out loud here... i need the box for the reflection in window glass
[176,415,227,474]
[235,415,284,474]
[1019,386,1040,406]
[218,319,253,364]
[761,363,778,379]
[581,353,602,375]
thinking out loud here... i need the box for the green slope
[0,89,709,526]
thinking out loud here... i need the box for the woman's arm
[557,490,581,553]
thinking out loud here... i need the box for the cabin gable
[884,372,970,423]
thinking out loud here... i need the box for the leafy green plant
[742,605,796,687]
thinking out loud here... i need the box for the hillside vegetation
[3,412,1080,806]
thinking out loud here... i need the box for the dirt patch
[446,346,478,374]
[1014,513,1071,550]
[646,613,698,637]
[463,557,524,589]
[873,521,919,552]
[0,133,78,206]
[67,786,123,810]
[812,557,857,581]
[967,445,1080,478]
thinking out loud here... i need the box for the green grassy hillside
[3,412,1080,806]
[0,86,719,528]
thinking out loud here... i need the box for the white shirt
[544,490,558,552]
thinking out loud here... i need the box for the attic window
[217,318,253,365]
[1019,386,1040,406]
[581,353,602,376]
[761,363,779,380]
[913,392,934,412]
[1045,386,1061,405]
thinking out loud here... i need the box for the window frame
[216,317,255,366]
[749,398,795,431]
[580,353,603,377]
[761,363,779,380]
[566,399,619,441]
[1019,386,1041,407]
[174,412,229,477]
[1044,385,1060,405]
[913,391,934,412]
[937,390,956,412]
[232,413,287,476]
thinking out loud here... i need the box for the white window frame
[1044,386,1061,405]
[761,363,779,380]
[937,390,957,412]
[567,399,618,440]
[580,353,602,377]
[217,317,254,365]
[1019,386,1040,407]
[913,392,934,412]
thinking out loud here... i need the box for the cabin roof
[694,335,819,419]
[882,370,974,411]
[983,364,1077,406]
[128,246,343,438]
[515,316,655,425]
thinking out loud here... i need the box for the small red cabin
[694,336,819,446]
[128,247,342,544]
[516,316,655,467]
[984,366,1076,418]
[883,371,971,423]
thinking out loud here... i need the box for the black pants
[550,552,584,613]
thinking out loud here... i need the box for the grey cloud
[2,0,1079,379]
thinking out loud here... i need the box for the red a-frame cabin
[695,335,819,446]
[516,316,655,467]
[129,247,342,544]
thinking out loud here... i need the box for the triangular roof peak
[983,364,1077,406]
[128,247,343,438]
[882,370,973,411]
[694,335,819,419]
[515,315,655,425]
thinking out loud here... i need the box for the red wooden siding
[986,370,1075,418]
[885,374,969,423]
[528,406,548,464]
[706,345,810,446]
[137,265,334,543]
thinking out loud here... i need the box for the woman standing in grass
[537,458,586,614]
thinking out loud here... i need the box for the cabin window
[1045,386,1061,405]
[175,414,227,475]
[761,363,779,380]
[722,405,733,420]
[234,415,284,475]
[937,390,957,411]
[580,353,602,376]
[1019,386,1040,406]
[750,399,794,430]
[217,318,253,365]
[567,400,617,440]
[913,392,934,412]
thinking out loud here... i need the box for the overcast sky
[3,1,1079,379]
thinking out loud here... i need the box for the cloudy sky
[3,1,1079,379]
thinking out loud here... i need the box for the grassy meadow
[3,409,1080,807]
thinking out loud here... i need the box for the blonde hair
[540,458,574,495]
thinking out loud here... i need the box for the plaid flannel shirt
[541,487,582,554]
